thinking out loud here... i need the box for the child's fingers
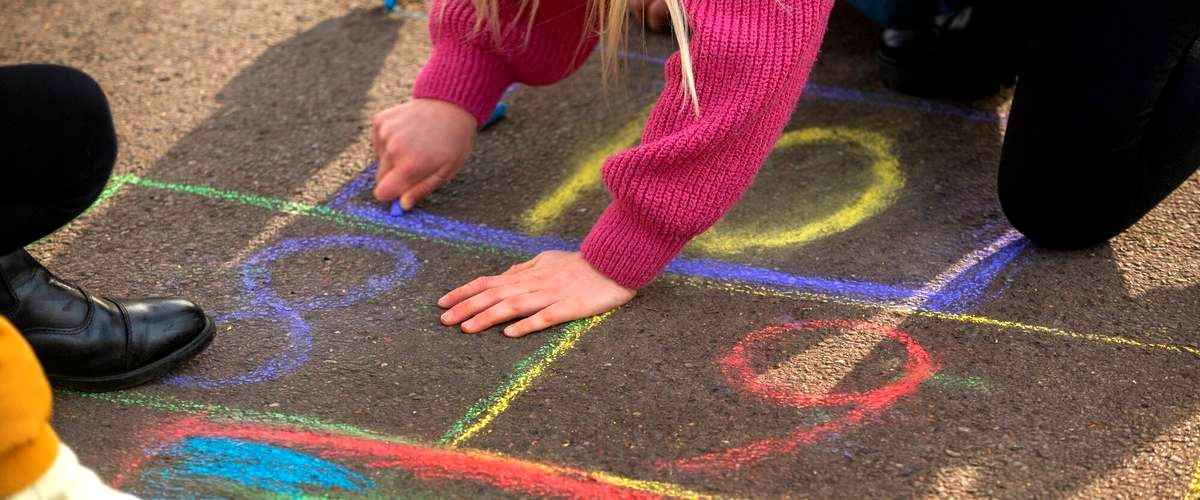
[438,275,518,309]
[373,161,417,202]
[400,171,448,211]
[371,109,405,181]
[441,283,531,328]
[503,300,578,337]
[460,292,557,334]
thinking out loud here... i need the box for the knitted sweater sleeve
[413,0,834,289]
[581,0,835,289]
[412,0,597,127]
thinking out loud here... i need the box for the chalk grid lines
[33,22,1195,492]
[440,312,611,448]
[48,168,1200,497]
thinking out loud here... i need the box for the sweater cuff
[413,41,514,128]
[581,203,689,290]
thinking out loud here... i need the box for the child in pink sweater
[371,0,835,337]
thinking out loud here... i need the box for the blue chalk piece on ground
[390,200,403,216]
[481,102,508,131]
[383,0,398,12]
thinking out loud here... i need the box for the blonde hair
[464,0,700,115]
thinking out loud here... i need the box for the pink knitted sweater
[414,0,835,289]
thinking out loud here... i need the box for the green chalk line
[69,390,413,444]
[439,313,611,447]
[97,173,136,206]
[119,174,529,259]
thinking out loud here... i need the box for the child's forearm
[581,0,837,289]
[413,0,597,127]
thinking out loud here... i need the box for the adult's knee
[2,64,117,202]
[36,65,117,179]
[998,173,1129,250]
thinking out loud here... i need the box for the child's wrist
[408,98,478,134]
[413,41,514,127]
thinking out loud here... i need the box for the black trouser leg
[0,64,117,255]
[998,3,1200,248]
[0,65,215,391]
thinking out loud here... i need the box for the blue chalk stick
[383,0,398,12]
[390,200,403,216]
[481,102,508,130]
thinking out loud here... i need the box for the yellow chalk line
[443,313,612,448]
[523,112,647,234]
[586,470,723,499]
[448,447,723,499]
[672,277,1200,358]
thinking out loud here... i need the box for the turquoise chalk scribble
[156,436,374,497]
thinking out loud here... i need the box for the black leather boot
[877,5,1019,100]
[0,249,214,391]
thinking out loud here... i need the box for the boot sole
[48,316,216,392]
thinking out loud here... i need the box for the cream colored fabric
[5,444,137,500]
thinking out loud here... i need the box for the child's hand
[438,251,635,337]
[371,99,476,209]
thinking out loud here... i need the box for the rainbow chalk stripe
[89,392,717,499]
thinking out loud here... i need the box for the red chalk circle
[664,319,938,473]
[719,319,937,411]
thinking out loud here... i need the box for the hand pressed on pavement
[438,251,636,337]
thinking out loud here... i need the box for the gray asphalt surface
[3,1,1198,498]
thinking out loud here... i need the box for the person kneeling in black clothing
[635,0,1200,251]
[1,64,214,392]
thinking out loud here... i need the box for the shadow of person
[46,7,408,389]
[146,7,403,197]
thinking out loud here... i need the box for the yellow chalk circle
[690,128,904,255]
[523,123,904,256]
[522,112,647,234]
